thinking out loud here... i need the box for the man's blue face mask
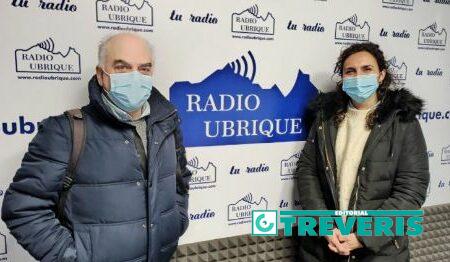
[103,69,153,112]
[342,74,379,104]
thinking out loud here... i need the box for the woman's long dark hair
[333,42,394,128]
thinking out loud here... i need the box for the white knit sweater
[335,103,377,210]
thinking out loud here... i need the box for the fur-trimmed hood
[308,88,424,124]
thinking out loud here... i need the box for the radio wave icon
[387,57,398,67]
[37,38,55,53]
[348,14,358,26]
[242,193,254,203]
[188,157,200,168]
[228,51,257,82]
[247,4,259,16]
[430,22,438,32]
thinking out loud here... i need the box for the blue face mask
[103,70,153,112]
[342,74,379,103]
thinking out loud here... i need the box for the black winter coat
[296,88,430,262]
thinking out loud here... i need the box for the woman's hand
[326,230,363,255]
[325,228,350,256]
[342,233,364,251]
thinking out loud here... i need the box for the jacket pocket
[176,193,189,236]
[366,160,395,182]
[159,239,178,261]
[88,219,147,262]
[377,236,408,256]
[369,139,392,162]
[159,207,180,248]
[73,224,92,262]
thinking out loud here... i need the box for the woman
[296,42,429,262]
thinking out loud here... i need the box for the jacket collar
[310,88,424,125]
[313,88,422,162]
[319,94,400,163]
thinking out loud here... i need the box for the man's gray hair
[97,32,154,66]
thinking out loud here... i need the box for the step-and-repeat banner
[0,0,449,260]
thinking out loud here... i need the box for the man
[2,33,191,262]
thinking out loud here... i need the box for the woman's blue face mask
[342,74,379,104]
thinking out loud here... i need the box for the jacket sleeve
[295,117,328,210]
[1,116,76,262]
[359,119,430,253]
[174,116,192,236]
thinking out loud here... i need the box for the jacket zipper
[147,109,178,176]
[319,120,338,209]
[347,162,363,261]
[147,109,177,260]
[353,171,361,211]
[320,119,355,261]
[346,117,398,261]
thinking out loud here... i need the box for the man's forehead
[104,34,153,64]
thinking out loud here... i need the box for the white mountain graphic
[281,152,301,176]
[96,0,153,26]
[15,38,81,74]
[387,57,407,81]
[442,145,450,161]
[232,5,275,35]
[0,233,6,255]
[187,157,217,184]
[418,23,447,46]
[335,14,370,41]
[228,193,268,220]
[382,0,414,6]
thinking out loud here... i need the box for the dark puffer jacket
[2,76,191,262]
[296,88,430,262]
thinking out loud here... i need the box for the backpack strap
[57,109,86,226]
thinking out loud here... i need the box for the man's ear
[96,66,104,87]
